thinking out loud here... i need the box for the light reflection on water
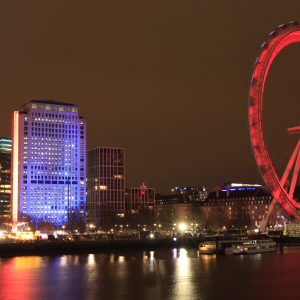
[1,247,300,300]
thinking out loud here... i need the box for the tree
[185,204,205,235]
[38,221,55,234]
[207,206,229,232]
[65,209,86,234]
[155,206,178,233]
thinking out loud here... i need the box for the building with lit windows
[125,183,155,227]
[200,182,284,229]
[171,186,208,202]
[11,100,86,226]
[127,183,155,213]
[87,147,125,228]
[0,138,12,220]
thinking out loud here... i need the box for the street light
[89,224,95,232]
[179,223,186,236]
[179,223,186,231]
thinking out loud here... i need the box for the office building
[200,182,283,228]
[11,100,86,226]
[171,186,208,201]
[87,147,125,228]
[0,138,12,220]
[125,183,155,228]
[127,183,155,213]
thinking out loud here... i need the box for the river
[1,246,300,300]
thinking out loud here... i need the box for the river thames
[1,246,300,300]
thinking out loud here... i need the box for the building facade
[127,183,155,213]
[155,193,192,225]
[11,100,86,226]
[200,183,283,230]
[0,138,12,220]
[125,183,155,229]
[171,186,208,202]
[87,147,125,228]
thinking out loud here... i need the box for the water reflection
[87,253,95,265]
[1,247,300,300]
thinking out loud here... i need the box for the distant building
[0,138,12,220]
[127,183,155,213]
[200,182,284,229]
[155,193,192,223]
[171,186,208,201]
[86,147,125,228]
[11,100,86,226]
[154,185,208,225]
[126,183,155,229]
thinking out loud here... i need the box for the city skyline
[0,2,300,194]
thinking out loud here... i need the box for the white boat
[233,239,276,255]
[199,238,248,254]
[199,242,217,254]
[224,242,244,254]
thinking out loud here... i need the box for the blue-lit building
[0,138,12,220]
[11,100,86,226]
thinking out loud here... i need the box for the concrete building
[155,193,192,225]
[11,100,86,226]
[126,183,155,230]
[87,147,125,228]
[200,182,284,230]
[0,138,12,220]
[127,183,155,213]
[171,186,208,202]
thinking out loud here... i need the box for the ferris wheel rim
[248,22,300,220]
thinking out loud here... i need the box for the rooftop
[20,100,76,110]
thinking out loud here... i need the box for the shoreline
[0,237,200,257]
[1,235,300,258]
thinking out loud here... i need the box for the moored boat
[232,238,276,255]
[199,238,248,254]
[199,242,217,254]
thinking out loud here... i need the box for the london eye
[248,21,300,231]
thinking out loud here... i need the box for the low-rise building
[200,182,284,230]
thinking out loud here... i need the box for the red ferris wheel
[248,21,300,231]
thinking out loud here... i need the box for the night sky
[0,1,300,194]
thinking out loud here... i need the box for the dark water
[1,247,300,300]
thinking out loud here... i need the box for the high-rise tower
[0,138,12,220]
[87,147,125,228]
[11,100,86,227]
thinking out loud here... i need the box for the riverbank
[1,235,300,258]
[0,237,201,257]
